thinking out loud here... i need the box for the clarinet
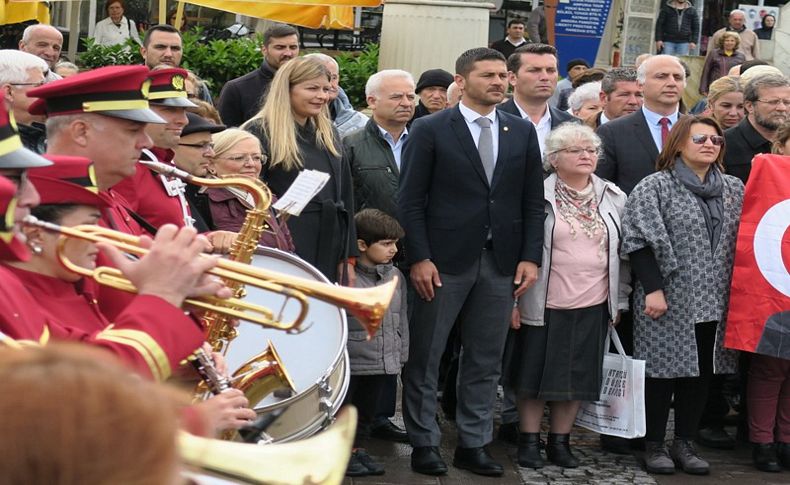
[186,348,231,394]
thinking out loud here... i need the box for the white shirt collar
[459,101,497,124]
[377,124,408,143]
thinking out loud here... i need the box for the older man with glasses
[0,50,49,153]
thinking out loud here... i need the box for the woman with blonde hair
[705,76,744,130]
[207,128,294,251]
[242,57,356,283]
[699,32,745,95]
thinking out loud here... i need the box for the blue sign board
[554,0,613,77]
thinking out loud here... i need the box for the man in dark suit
[497,44,577,158]
[596,55,685,195]
[724,73,790,184]
[217,24,299,127]
[398,47,544,477]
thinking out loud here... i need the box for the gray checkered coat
[621,169,744,378]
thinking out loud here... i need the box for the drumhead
[223,247,348,409]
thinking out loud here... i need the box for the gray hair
[636,54,686,87]
[0,49,48,85]
[744,74,790,103]
[729,9,746,19]
[21,24,62,45]
[568,81,602,113]
[45,114,85,137]
[303,52,338,70]
[543,123,602,172]
[601,67,637,95]
[365,69,415,97]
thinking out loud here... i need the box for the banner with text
[555,0,614,77]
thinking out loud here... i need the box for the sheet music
[272,170,330,217]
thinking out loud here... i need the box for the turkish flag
[725,154,790,359]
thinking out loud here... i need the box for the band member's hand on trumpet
[97,224,233,308]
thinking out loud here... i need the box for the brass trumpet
[22,216,392,338]
[180,406,357,485]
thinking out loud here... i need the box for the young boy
[344,209,409,477]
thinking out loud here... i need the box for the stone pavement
[343,402,788,484]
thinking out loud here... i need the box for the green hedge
[77,31,379,107]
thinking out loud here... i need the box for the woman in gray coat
[505,124,630,469]
[621,116,743,476]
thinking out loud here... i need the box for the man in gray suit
[596,55,686,195]
[398,47,544,477]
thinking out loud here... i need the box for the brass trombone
[22,216,394,338]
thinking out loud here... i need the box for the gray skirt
[503,303,609,401]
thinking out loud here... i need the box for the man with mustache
[724,74,790,183]
[399,47,543,477]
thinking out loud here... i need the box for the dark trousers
[748,353,790,443]
[345,374,392,426]
[373,374,398,426]
[645,321,717,442]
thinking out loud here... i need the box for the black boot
[753,443,781,472]
[517,432,544,468]
[546,433,579,468]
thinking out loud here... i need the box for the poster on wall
[738,4,779,31]
[554,0,614,76]
[619,0,660,66]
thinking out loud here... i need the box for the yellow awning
[1,1,50,25]
[184,0,380,29]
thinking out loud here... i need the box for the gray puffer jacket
[347,262,408,375]
[518,173,631,325]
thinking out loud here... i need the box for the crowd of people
[0,6,789,483]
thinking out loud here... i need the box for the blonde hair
[717,32,741,50]
[707,76,742,106]
[242,57,339,171]
[212,128,261,159]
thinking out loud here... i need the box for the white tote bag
[574,327,646,438]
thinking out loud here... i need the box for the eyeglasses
[555,146,601,157]
[756,98,790,107]
[220,153,264,164]
[10,81,45,88]
[690,134,725,146]
[178,142,214,151]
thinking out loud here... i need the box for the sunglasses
[690,134,725,146]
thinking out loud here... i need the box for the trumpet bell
[180,406,357,485]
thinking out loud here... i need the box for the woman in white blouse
[93,0,141,47]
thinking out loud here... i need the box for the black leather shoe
[698,426,736,450]
[600,434,632,455]
[411,446,448,475]
[355,448,385,475]
[753,443,781,472]
[370,420,409,443]
[346,451,371,477]
[776,442,790,470]
[517,432,544,468]
[497,421,519,446]
[453,446,504,476]
[546,433,579,468]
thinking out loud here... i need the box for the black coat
[246,120,357,282]
[397,105,544,275]
[596,109,661,195]
[344,118,400,216]
[655,1,700,43]
[723,117,772,184]
[217,61,276,128]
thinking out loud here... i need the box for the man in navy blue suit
[398,47,544,477]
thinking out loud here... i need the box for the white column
[378,0,494,77]
[772,4,790,75]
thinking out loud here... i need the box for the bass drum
[223,247,349,443]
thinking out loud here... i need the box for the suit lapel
[450,108,489,186]
[634,110,659,160]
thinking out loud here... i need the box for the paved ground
[342,392,788,485]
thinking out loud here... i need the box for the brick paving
[343,391,788,484]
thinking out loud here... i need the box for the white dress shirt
[513,100,552,157]
[458,101,499,162]
[642,105,679,152]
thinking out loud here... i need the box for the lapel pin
[503,126,509,132]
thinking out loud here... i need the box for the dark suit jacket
[397,105,544,275]
[723,117,772,184]
[596,109,661,195]
[217,61,276,128]
[496,98,579,128]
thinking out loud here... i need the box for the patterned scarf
[554,177,607,258]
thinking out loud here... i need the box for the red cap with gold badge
[146,67,197,108]
[26,65,166,124]
[28,156,109,208]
